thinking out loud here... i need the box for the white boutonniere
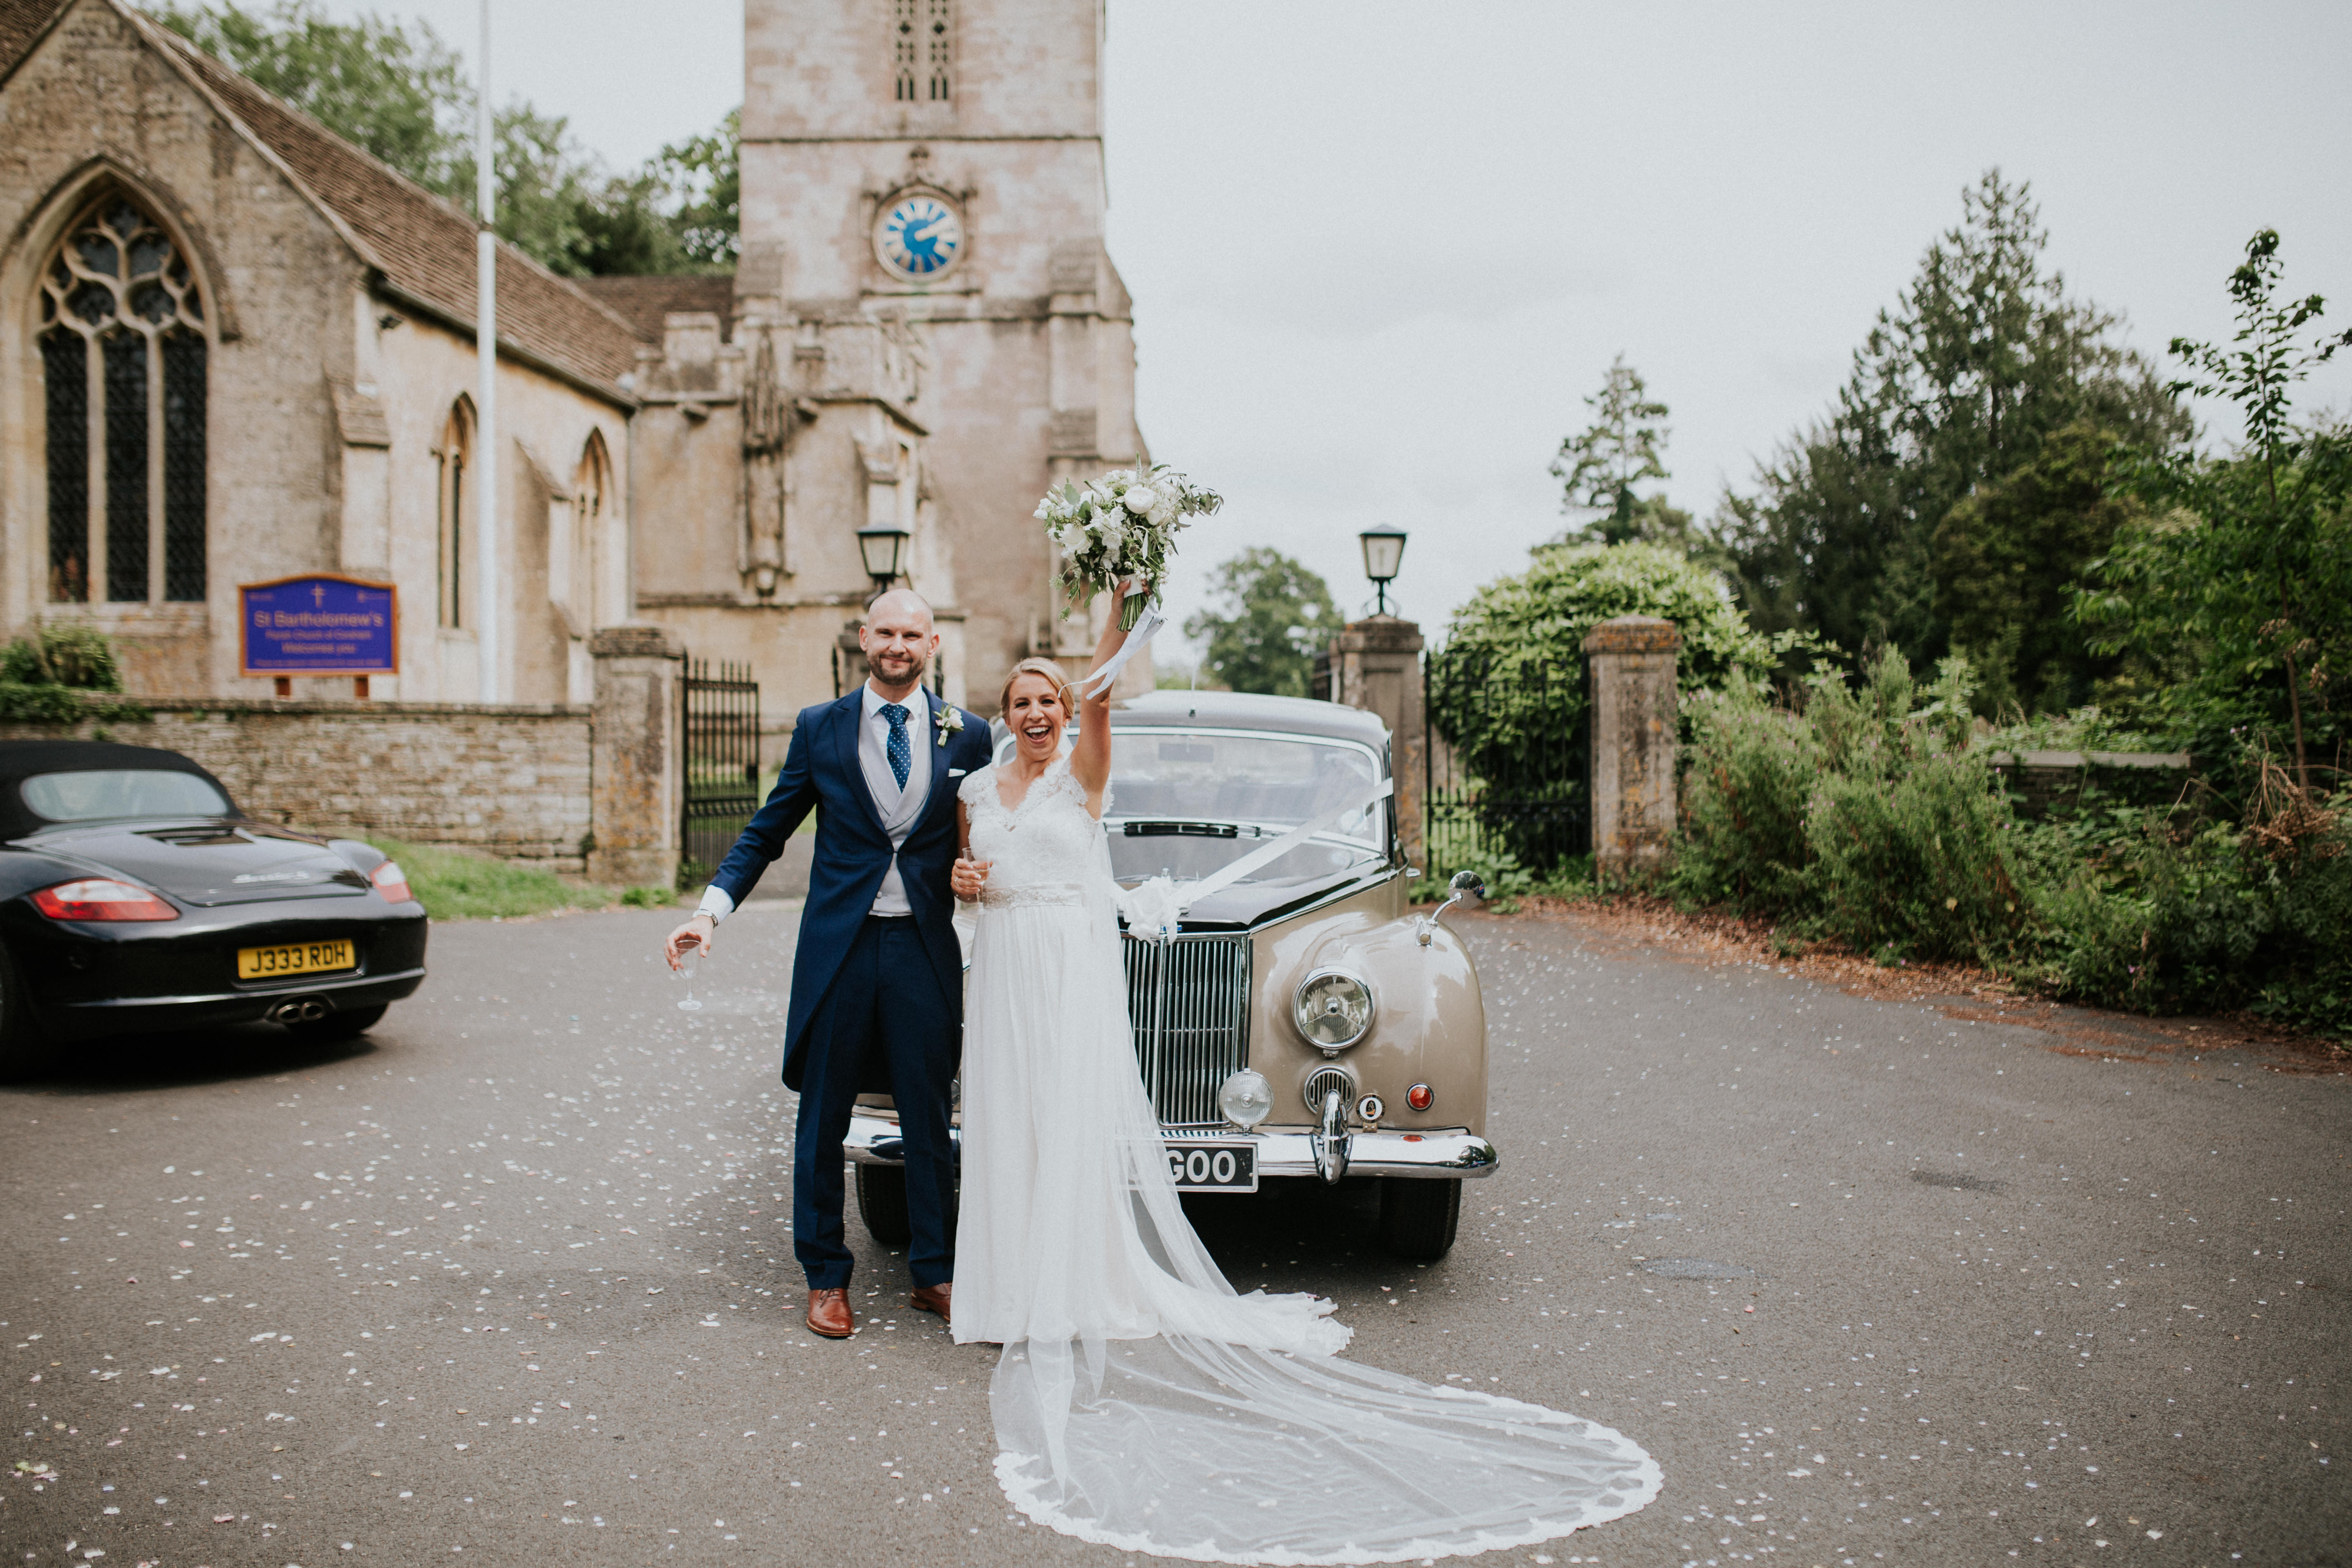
[933,704,963,748]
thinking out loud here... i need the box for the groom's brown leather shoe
[805,1288,853,1339]
[910,1282,952,1327]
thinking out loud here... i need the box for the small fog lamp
[1218,1069,1274,1130]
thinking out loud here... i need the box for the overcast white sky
[322,0,2351,653]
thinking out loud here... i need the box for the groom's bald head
[865,588,934,635]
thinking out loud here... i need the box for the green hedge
[1669,652,2350,1038]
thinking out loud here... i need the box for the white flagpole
[473,0,501,703]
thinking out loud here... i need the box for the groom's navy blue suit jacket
[710,688,993,1091]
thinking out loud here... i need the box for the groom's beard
[867,648,923,689]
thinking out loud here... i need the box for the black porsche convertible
[0,740,428,1077]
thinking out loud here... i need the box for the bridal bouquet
[1037,465,1223,629]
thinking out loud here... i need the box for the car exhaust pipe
[267,997,332,1025]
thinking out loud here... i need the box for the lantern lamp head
[1358,526,1407,616]
[857,523,911,597]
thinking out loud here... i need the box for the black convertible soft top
[0,740,236,840]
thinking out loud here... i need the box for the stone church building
[0,0,1145,722]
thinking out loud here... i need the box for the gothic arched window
[436,400,473,629]
[38,195,208,604]
[893,0,917,101]
[893,0,950,103]
[926,0,952,102]
[562,430,609,631]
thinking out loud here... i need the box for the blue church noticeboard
[239,575,398,676]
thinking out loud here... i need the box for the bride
[944,585,1660,1564]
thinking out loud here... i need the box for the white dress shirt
[694,680,932,926]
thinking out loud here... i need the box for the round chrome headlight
[1217,1068,1274,1130]
[1293,968,1375,1052]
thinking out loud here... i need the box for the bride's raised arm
[1068,579,1138,815]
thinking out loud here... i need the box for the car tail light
[369,860,413,904]
[31,878,179,922]
[1405,1082,1434,1112]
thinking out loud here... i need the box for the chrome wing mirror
[1417,870,1484,947]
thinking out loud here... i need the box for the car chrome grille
[1122,932,1251,1127]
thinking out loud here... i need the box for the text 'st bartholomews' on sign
[239,574,398,678]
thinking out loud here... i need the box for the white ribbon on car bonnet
[1115,775,1395,940]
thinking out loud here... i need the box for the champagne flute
[674,928,705,1013]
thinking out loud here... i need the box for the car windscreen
[1108,731,1381,838]
[20,768,233,823]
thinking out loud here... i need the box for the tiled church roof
[3,0,646,404]
[574,275,737,346]
[0,0,71,79]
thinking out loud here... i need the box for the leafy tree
[156,1,739,276]
[1551,355,1670,545]
[644,109,742,269]
[1182,548,1340,699]
[2079,230,2352,789]
[1718,170,2182,667]
[154,1,471,196]
[1931,420,2149,716]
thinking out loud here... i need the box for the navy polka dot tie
[881,702,912,789]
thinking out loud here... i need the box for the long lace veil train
[974,821,1661,1564]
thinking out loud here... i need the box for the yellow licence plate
[237,939,356,981]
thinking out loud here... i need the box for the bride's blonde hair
[998,656,1075,719]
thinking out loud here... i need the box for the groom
[666,589,992,1339]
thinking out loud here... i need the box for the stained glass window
[37,194,207,604]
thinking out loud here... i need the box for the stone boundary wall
[0,699,595,871]
[1988,749,2195,819]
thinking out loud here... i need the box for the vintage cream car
[846,689,1494,1260]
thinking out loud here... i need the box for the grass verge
[366,837,675,921]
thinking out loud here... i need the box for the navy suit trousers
[791,916,958,1289]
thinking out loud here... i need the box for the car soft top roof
[1107,689,1390,749]
[0,740,236,839]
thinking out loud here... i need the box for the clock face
[874,193,964,281]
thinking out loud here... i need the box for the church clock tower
[735,0,1146,706]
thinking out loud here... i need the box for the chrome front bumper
[841,1109,1499,1182]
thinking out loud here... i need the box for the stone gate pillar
[1582,614,1680,876]
[589,625,686,888]
[1333,616,1426,871]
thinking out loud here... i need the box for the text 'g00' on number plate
[237,938,356,980]
[1165,1141,1256,1193]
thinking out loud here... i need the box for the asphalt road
[2,902,2345,1568]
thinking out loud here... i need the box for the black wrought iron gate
[681,658,763,879]
[1422,649,1589,877]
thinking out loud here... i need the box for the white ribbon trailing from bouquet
[1114,776,1396,940]
[1074,602,1164,699]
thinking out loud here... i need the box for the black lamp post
[1359,525,1407,616]
[856,523,911,601]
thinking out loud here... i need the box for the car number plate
[236,939,356,981]
[1165,1141,1256,1193]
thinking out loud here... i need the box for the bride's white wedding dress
[954,757,1660,1564]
